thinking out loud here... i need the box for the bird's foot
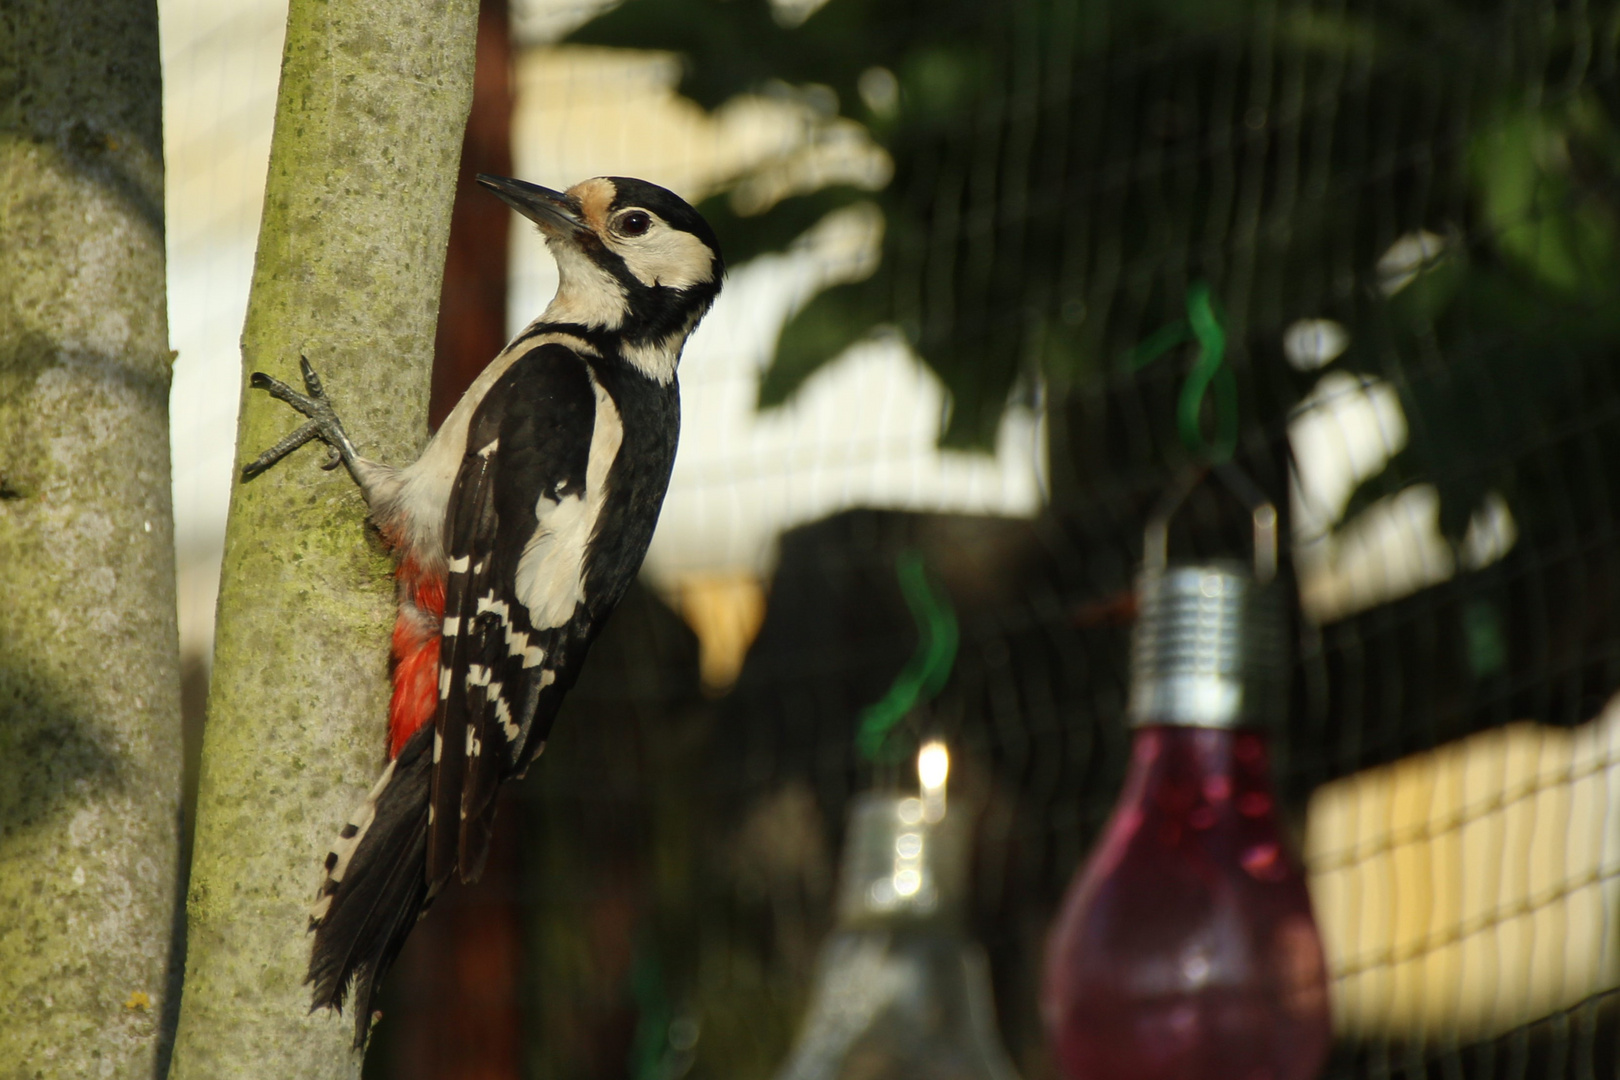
[241,357,362,481]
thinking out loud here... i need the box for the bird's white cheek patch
[619,224,716,290]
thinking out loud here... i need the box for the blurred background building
[160,0,1620,1077]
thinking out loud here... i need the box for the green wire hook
[855,550,960,764]
[1126,281,1238,463]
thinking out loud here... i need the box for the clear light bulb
[1042,563,1331,1080]
[773,746,1022,1080]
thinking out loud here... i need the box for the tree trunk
[165,0,477,1076]
[0,0,184,1076]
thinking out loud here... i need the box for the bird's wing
[429,342,599,884]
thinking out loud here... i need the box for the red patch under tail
[388,554,446,759]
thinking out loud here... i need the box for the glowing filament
[918,739,949,822]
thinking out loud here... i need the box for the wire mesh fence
[159,0,1620,1077]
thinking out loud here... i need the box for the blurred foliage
[537,4,1620,1077]
[1338,89,1620,542]
[572,0,1620,473]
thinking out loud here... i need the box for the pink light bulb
[1042,563,1330,1080]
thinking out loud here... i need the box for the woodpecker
[241,174,723,1047]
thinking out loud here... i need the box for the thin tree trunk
[0,0,184,1076]
[166,0,477,1076]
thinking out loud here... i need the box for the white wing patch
[513,373,624,629]
[512,495,589,629]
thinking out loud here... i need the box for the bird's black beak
[477,174,587,236]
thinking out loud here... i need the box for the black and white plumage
[242,175,722,1046]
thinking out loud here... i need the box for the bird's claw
[240,356,360,482]
[299,356,328,399]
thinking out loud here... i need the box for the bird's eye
[616,210,652,237]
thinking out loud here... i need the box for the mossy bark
[0,0,184,1077]
[165,1,476,1077]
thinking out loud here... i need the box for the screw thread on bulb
[1128,561,1287,730]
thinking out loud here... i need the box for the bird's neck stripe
[617,337,681,385]
[615,306,705,385]
[509,323,601,357]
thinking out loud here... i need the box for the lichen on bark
[164,0,477,1077]
[0,0,185,1077]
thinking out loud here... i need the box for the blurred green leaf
[760,280,883,408]
[1471,95,1620,302]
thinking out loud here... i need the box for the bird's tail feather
[307,723,437,1048]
